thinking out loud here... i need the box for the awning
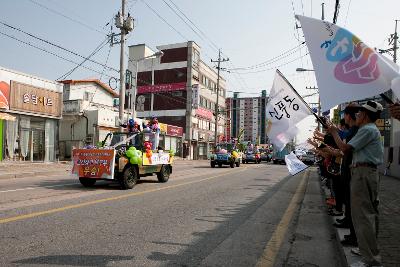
[0,112,16,121]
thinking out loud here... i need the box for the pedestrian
[332,104,360,247]
[327,100,383,267]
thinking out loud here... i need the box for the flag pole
[276,69,328,128]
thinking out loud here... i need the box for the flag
[297,15,400,111]
[285,152,309,175]
[266,70,312,151]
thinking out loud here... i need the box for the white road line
[0,183,77,193]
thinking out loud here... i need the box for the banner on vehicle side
[72,149,115,179]
[142,152,172,166]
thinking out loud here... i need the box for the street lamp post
[295,68,321,130]
[131,51,163,119]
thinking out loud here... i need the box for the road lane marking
[0,167,248,224]
[256,169,309,267]
[0,183,77,193]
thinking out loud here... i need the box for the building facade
[226,90,268,144]
[128,41,227,159]
[59,79,120,160]
[0,66,62,162]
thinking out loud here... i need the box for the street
[0,161,342,267]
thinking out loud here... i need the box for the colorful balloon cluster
[232,151,239,158]
[125,146,143,165]
[144,141,153,161]
[169,149,175,157]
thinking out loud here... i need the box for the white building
[59,79,120,159]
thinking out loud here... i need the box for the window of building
[84,91,93,101]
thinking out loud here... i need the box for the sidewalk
[0,161,72,179]
[321,172,400,267]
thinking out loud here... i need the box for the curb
[0,169,71,180]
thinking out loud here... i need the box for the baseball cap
[344,102,361,114]
[361,100,383,113]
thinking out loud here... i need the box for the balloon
[128,146,136,151]
[129,157,138,164]
[126,150,135,158]
[232,151,238,158]
[169,149,175,156]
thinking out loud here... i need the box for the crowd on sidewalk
[306,101,400,267]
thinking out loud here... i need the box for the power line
[140,0,188,41]
[344,0,352,27]
[228,53,310,74]
[57,37,109,80]
[0,30,115,79]
[226,43,305,71]
[0,21,119,73]
[27,0,108,36]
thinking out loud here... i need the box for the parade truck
[272,146,290,165]
[72,131,173,190]
[210,143,241,168]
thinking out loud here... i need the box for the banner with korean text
[297,15,400,111]
[285,152,309,175]
[72,149,115,179]
[266,70,312,151]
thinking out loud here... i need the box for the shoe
[333,221,350,228]
[351,247,362,256]
[336,217,348,224]
[340,237,357,246]
[328,210,343,216]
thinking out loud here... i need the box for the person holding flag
[327,101,383,267]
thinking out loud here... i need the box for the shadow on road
[13,255,135,266]
[147,172,294,266]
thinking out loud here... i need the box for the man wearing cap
[328,100,383,267]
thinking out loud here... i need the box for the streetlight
[131,50,164,119]
[296,68,322,130]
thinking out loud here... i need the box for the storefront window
[5,118,18,160]
[45,119,56,162]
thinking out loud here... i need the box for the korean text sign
[72,149,115,179]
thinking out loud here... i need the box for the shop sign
[10,81,62,117]
[159,123,168,134]
[0,81,10,109]
[137,82,186,94]
[142,151,171,166]
[195,107,213,120]
[167,125,183,137]
[192,84,199,109]
[72,149,115,179]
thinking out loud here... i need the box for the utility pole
[211,49,229,145]
[114,0,134,130]
[393,20,399,63]
[321,3,325,20]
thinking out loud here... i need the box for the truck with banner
[72,131,173,189]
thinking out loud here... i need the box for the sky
[1,0,399,143]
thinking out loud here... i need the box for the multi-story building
[226,90,268,144]
[128,41,227,159]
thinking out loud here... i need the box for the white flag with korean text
[297,15,400,112]
[285,152,309,175]
[266,70,312,151]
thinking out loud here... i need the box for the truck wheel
[230,161,235,168]
[218,163,222,168]
[120,166,138,189]
[157,165,170,183]
[211,161,216,168]
[235,160,240,167]
[79,177,96,187]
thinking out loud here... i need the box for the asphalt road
[0,161,332,267]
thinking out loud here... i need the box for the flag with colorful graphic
[297,15,400,111]
[266,70,312,151]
